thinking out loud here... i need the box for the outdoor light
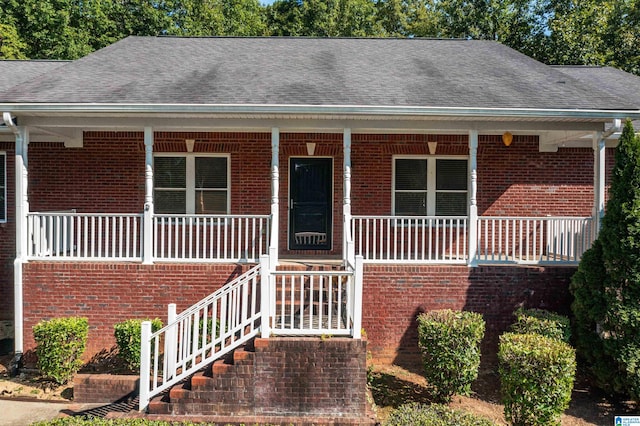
[502,131,513,147]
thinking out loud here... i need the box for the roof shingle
[0,37,635,111]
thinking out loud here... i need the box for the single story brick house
[0,37,639,413]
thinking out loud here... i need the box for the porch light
[428,141,437,155]
[185,139,195,152]
[502,132,513,147]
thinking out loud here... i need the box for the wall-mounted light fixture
[502,132,513,147]
[185,139,195,152]
[306,142,316,156]
[428,141,437,155]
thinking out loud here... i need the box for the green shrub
[498,332,576,426]
[417,309,485,402]
[33,317,88,384]
[383,402,497,426]
[113,318,163,370]
[510,308,571,342]
[571,120,640,400]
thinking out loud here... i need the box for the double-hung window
[393,156,468,216]
[154,154,229,214]
[0,152,5,222]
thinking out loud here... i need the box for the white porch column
[14,126,29,354]
[343,128,355,266]
[593,132,606,232]
[142,127,154,264]
[468,130,478,266]
[269,127,279,268]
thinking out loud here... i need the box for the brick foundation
[362,264,576,366]
[74,373,139,403]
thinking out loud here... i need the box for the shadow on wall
[391,266,575,372]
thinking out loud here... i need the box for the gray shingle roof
[0,60,69,92]
[0,37,635,111]
[553,66,640,109]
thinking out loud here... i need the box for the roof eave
[1,103,639,121]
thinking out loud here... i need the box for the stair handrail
[139,263,262,411]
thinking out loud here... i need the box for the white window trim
[154,153,231,215]
[0,152,5,223]
[392,155,468,216]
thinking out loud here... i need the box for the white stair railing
[139,264,262,411]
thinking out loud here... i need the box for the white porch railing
[267,258,363,336]
[477,216,595,264]
[27,212,143,261]
[26,212,270,263]
[153,214,270,262]
[139,264,262,411]
[351,215,468,263]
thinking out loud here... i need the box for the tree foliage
[0,0,637,76]
[571,120,640,400]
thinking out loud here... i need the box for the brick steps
[144,337,368,422]
[148,344,255,416]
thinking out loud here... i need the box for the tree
[0,22,27,59]
[571,120,640,400]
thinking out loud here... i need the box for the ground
[369,364,638,425]
[0,353,637,424]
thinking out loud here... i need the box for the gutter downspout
[3,112,26,375]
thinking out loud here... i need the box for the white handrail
[351,215,468,263]
[139,264,261,411]
[477,216,594,264]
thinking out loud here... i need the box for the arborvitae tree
[571,119,640,400]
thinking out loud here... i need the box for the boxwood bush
[33,317,88,384]
[417,309,485,402]
[498,332,576,426]
[383,403,497,426]
[114,318,163,370]
[510,308,571,342]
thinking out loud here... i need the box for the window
[393,157,468,216]
[154,154,229,214]
[0,152,5,222]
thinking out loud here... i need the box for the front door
[289,157,332,250]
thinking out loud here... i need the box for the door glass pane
[195,190,227,214]
[395,159,427,190]
[155,190,186,214]
[436,159,467,190]
[196,157,227,189]
[155,157,186,188]
[435,192,467,216]
[395,192,427,215]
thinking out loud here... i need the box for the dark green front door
[289,158,332,250]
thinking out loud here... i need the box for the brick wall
[253,338,367,417]
[22,259,575,369]
[362,264,576,366]
[0,142,15,321]
[22,262,253,358]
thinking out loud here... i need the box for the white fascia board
[18,116,608,133]
[1,103,640,120]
